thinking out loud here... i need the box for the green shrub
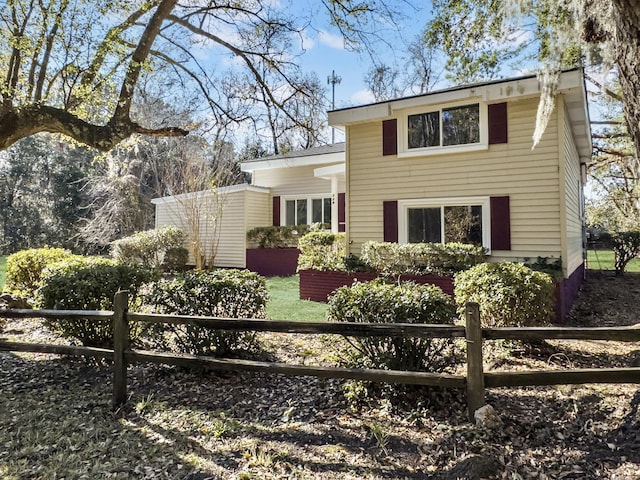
[162,247,189,272]
[3,247,77,296]
[247,225,309,248]
[601,231,640,276]
[37,256,158,347]
[327,279,457,372]
[297,232,346,271]
[454,262,555,327]
[140,269,268,356]
[360,241,486,276]
[111,226,186,269]
[525,256,563,280]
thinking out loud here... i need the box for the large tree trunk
[611,0,640,159]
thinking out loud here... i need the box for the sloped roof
[328,69,592,162]
[240,142,345,172]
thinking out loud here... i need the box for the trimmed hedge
[297,232,346,271]
[140,269,268,356]
[111,225,186,270]
[454,262,555,327]
[327,279,457,372]
[360,241,486,276]
[3,247,77,296]
[37,256,158,347]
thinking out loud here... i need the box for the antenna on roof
[327,70,342,144]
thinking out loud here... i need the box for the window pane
[408,111,440,148]
[297,199,307,225]
[285,200,296,226]
[323,197,332,224]
[408,208,441,243]
[444,205,482,245]
[312,198,322,223]
[442,104,480,146]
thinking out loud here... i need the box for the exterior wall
[245,189,271,232]
[347,97,563,265]
[560,98,585,277]
[154,187,270,269]
[253,164,345,226]
[214,190,249,268]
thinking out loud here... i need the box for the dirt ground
[1,270,639,479]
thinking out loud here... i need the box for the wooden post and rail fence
[1,291,640,422]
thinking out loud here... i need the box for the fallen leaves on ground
[1,271,639,479]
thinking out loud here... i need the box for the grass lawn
[587,249,640,272]
[265,275,327,321]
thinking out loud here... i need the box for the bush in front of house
[36,256,158,347]
[297,232,346,271]
[247,225,308,248]
[3,247,77,297]
[454,262,555,327]
[327,279,457,372]
[140,269,268,357]
[162,247,190,272]
[360,241,486,276]
[111,225,186,270]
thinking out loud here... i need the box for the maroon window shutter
[383,200,398,243]
[488,102,508,144]
[382,119,398,156]
[338,193,346,232]
[490,196,511,250]
[272,196,281,226]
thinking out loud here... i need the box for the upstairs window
[399,101,488,158]
[408,103,480,150]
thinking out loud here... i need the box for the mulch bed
[1,270,639,479]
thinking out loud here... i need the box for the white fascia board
[151,183,269,204]
[328,103,391,127]
[240,152,345,172]
[329,70,586,126]
[314,163,345,179]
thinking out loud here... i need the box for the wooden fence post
[465,302,485,422]
[112,290,129,410]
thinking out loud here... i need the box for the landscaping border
[298,269,454,302]
[246,248,299,277]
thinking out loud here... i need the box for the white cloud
[350,89,376,105]
[318,30,345,50]
[300,29,316,50]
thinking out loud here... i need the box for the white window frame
[398,196,492,252]
[397,100,489,158]
[281,194,333,226]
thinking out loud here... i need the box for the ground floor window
[284,195,332,226]
[399,197,490,249]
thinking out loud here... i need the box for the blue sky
[289,0,432,109]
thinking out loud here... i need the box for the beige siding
[154,187,270,269]
[347,97,563,263]
[253,164,344,196]
[245,189,271,230]
[214,191,247,268]
[561,99,585,276]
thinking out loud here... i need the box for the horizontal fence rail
[1,291,640,422]
[128,312,468,338]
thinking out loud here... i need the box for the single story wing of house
[152,142,346,273]
[152,68,592,314]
